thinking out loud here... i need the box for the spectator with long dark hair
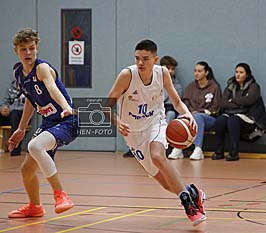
[212,63,266,161]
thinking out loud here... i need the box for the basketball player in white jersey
[107,39,206,226]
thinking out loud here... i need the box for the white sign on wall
[69,41,84,65]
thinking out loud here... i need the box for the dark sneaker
[186,184,206,215]
[123,150,134,157]
[211,153,224,160]
[180,192,206,226]
[11,148,21,156]
[226,154,239,161]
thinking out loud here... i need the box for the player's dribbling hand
[179,113,198,131]
[118,122,130,136]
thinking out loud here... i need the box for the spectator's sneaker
[10,148,21,156]
[8,203,45,218]
[189,146,204,160]
[168,148,184,159]
[226,154,239,161]
[180,192,206,226]
[186,184,206,215]
[54,190,74,214]
[166,145,173,158]
[211,153,224,160]
[123,150,134,157]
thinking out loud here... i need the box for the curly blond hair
[13,28,40,46]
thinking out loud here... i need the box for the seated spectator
[160,56,182,123]
[212,63,266,161]
[169,61,222,160]
[0,63,26,156]
[160,56,183,157]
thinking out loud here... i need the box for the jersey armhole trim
[122,68,132,95]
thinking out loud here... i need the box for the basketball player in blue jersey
[107,40,206,226]
[7,28,79,218]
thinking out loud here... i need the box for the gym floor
[0,151,265,233]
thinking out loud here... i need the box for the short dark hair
[135,39,157,54]
[160,56,178,67]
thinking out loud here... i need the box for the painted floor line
[56,209,154,233]
[0,207,105,233]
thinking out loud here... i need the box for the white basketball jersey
[118,64,165,132]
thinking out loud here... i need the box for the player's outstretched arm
[37,63,73,118]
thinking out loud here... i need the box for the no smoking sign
[71,43,82,55]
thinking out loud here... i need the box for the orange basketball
[166,117,197,149]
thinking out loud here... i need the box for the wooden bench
[0,125,31,152]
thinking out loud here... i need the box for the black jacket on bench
[222,76,266,130]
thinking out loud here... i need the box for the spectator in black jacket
[212,63,266,161]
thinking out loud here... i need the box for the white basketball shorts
[124,119,168,176]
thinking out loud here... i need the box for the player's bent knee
[28,139,42,154]
[28,138,58,178]
[151,153,165,167]
[28,139,47,162]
